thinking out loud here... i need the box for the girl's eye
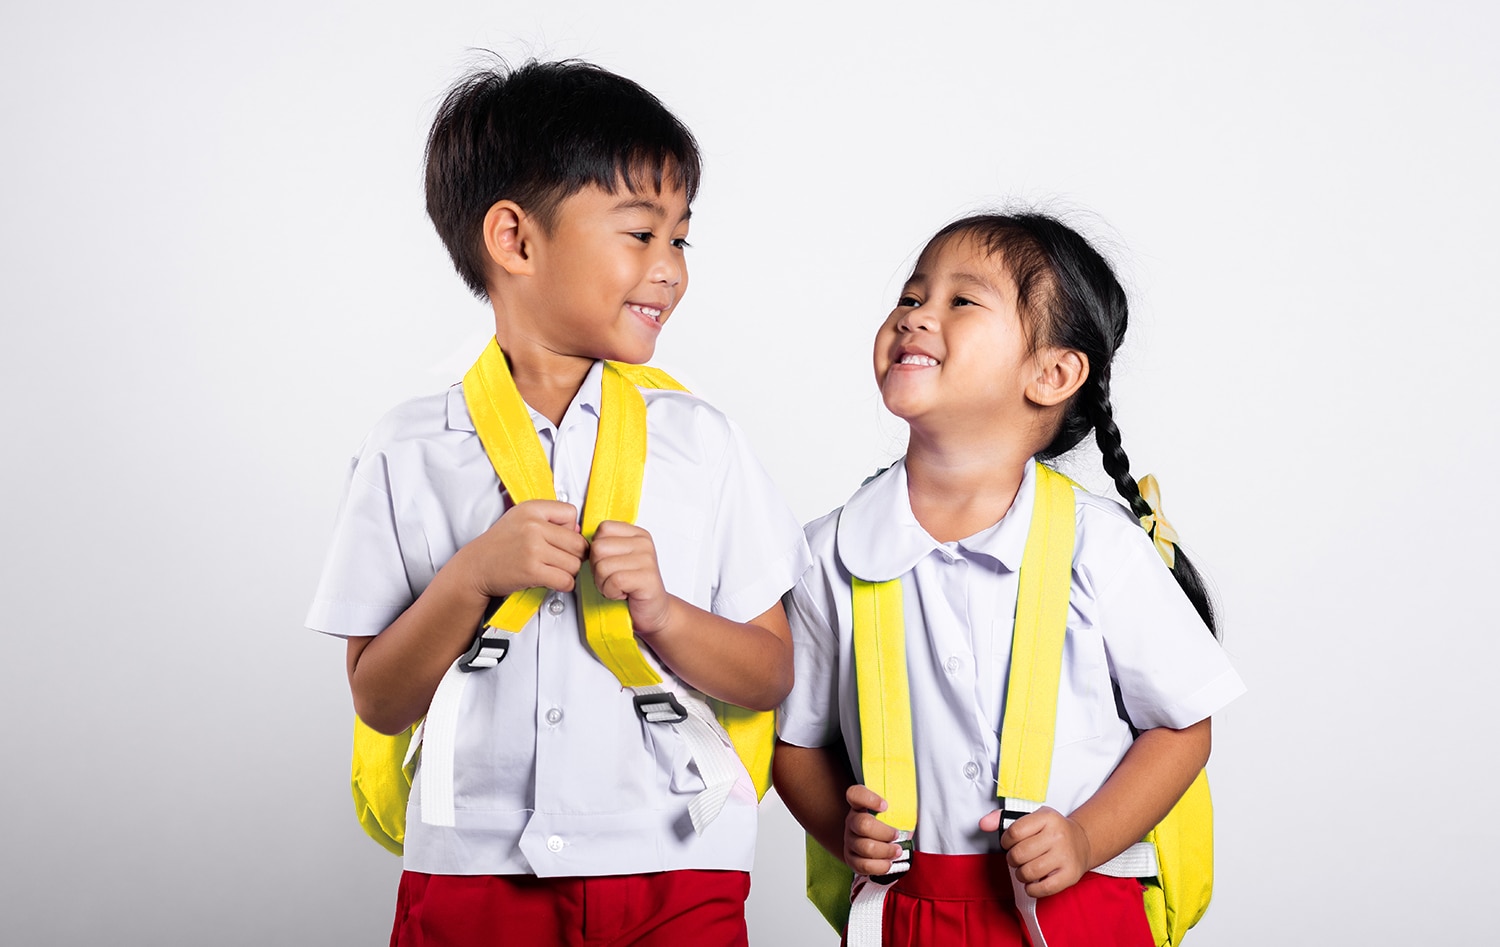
[952,296,975,306]
[671,237,692,250]
[629,232,653,243]
[897,294,920,307]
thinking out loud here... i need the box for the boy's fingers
[521,499,580,527]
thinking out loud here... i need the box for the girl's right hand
[844,784,904,876]
[455,499,588,600]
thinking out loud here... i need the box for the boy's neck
[493,328,595,429]
[903,425,1037,544]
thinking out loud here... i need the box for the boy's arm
[987,718,1211,897]
[589,519,794,710]
[348,499,588,734]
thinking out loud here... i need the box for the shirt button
[557,491,569,504]
[545,707,563,725]
[945,656,962,673]
[546,835,565,853]
[547,597,566,616]
[963,761,980,780]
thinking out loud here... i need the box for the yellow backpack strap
[612,361,778,801]
[995,464,1078,806]
[852,577,919,835]
[575,362,663,687]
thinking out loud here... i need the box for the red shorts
[389,868,750,947]
[865,850,1155,947]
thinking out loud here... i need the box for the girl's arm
[984,718,1211,898]
[773,741,908,876]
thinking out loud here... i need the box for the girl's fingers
[845,784,889,814]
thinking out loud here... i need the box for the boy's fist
[987,805,1092,898]
[844,784,904,877]
[588,520,672,635]
[457,499,587,600]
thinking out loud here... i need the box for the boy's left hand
[983,806,1092,898]
[589,520,674,635]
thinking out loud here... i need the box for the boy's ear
[482,200,535,276]
[1026,347,1089,407]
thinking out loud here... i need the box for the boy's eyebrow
[611,196,692,223]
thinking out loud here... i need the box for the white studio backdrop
[2,1,1496,944]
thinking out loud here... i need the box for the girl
[773,213,1245,946]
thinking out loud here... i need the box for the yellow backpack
[350,340,775,855]
[807,464,1213,946]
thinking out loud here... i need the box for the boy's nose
[650,249,684,288]
[896,306,935,332]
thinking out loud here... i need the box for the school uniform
[308,361,810,944]
[778,458,1245,946]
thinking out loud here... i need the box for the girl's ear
[1027,347,1089,407]
[482,200,535,277]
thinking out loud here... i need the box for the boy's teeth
[900,354,938,366]
[631,304,663,319]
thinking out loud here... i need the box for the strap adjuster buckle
[870,836,913,885]
[459,629,510,671]
[633,691,689,723]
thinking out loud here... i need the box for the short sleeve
[776,573,843,749]
[1091,523,1246,730]
[305,449,417,638]
[702,420,811,623]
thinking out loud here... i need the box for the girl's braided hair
[927,213,1217,635]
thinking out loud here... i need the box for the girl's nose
[896,305,935,333]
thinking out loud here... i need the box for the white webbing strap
[845,830,913,947]
[1094,841,1159,879]
[416,660,470,827]
[998,798,1049,947]
[632,684,740,834]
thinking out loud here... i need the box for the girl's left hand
[982,806,1092,898]
[589,520,674,635]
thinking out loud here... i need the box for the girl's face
[874,235,1038,433]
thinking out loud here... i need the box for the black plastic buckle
[459,630,510,671]
[870,836,913,885]
[633,691,689,723]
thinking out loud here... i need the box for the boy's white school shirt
[307,360,811,876]
[777,458,1246,856]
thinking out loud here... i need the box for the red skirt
[390,868,750,947]
[866,851,1155,947]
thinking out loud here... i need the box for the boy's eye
[629,232,653,243]
[952,296,975,306]
[671,237,692,250]
[896,294,920,307]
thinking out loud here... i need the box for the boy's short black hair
[425,58,703,299]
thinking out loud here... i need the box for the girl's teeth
[900,354,938,366]
[632,305,662,320]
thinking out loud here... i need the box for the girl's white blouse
[778,458,1246,855]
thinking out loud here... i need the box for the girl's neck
[904,425,1038,544]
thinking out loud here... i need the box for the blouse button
[547,835,565,853]
[963,761,980,780]
[548,597,566,616]
[546,707,563,725]
[945,656,962,673]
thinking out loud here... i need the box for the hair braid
[1087,376,1219,636]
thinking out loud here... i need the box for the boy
[307,60,810,946]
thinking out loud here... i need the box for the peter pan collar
[835,457,1039,582]
[446,359,606,435]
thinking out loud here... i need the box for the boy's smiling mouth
[898,353,939,366]
[628,302,666,323]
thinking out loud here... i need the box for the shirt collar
[447,359,606,435]
[835,456,1039,581]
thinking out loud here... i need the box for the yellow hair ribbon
[1136,474,1179,569]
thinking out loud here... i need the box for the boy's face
[518,180,691,366]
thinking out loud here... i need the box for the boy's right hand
[844,783,904,876]
[455,499,588,601]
